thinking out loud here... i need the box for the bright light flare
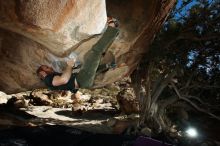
[186,128,198,138]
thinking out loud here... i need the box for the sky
[175,0,214,19]
[174,0,219,73]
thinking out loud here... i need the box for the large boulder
[0,0,106,54]
[0,0,176,93]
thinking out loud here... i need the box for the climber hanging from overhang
[36,18,119,99]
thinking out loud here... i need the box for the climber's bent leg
[76,26,119,88]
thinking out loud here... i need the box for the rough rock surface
[0,0,175,93]
[0,0,106,53]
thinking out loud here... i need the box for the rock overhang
[0,0,176,93]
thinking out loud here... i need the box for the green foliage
[149,0,219,76]
[140,0,220,109]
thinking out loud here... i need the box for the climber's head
[36,65,54,80]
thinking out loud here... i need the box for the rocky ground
[0,78,140,135]
[1,79,219,146]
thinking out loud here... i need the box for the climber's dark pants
[76,26,119,88]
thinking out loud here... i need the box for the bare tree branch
[171,83,220,121]
[183,95,207,105]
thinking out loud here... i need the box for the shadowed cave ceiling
[0,0,175,93]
